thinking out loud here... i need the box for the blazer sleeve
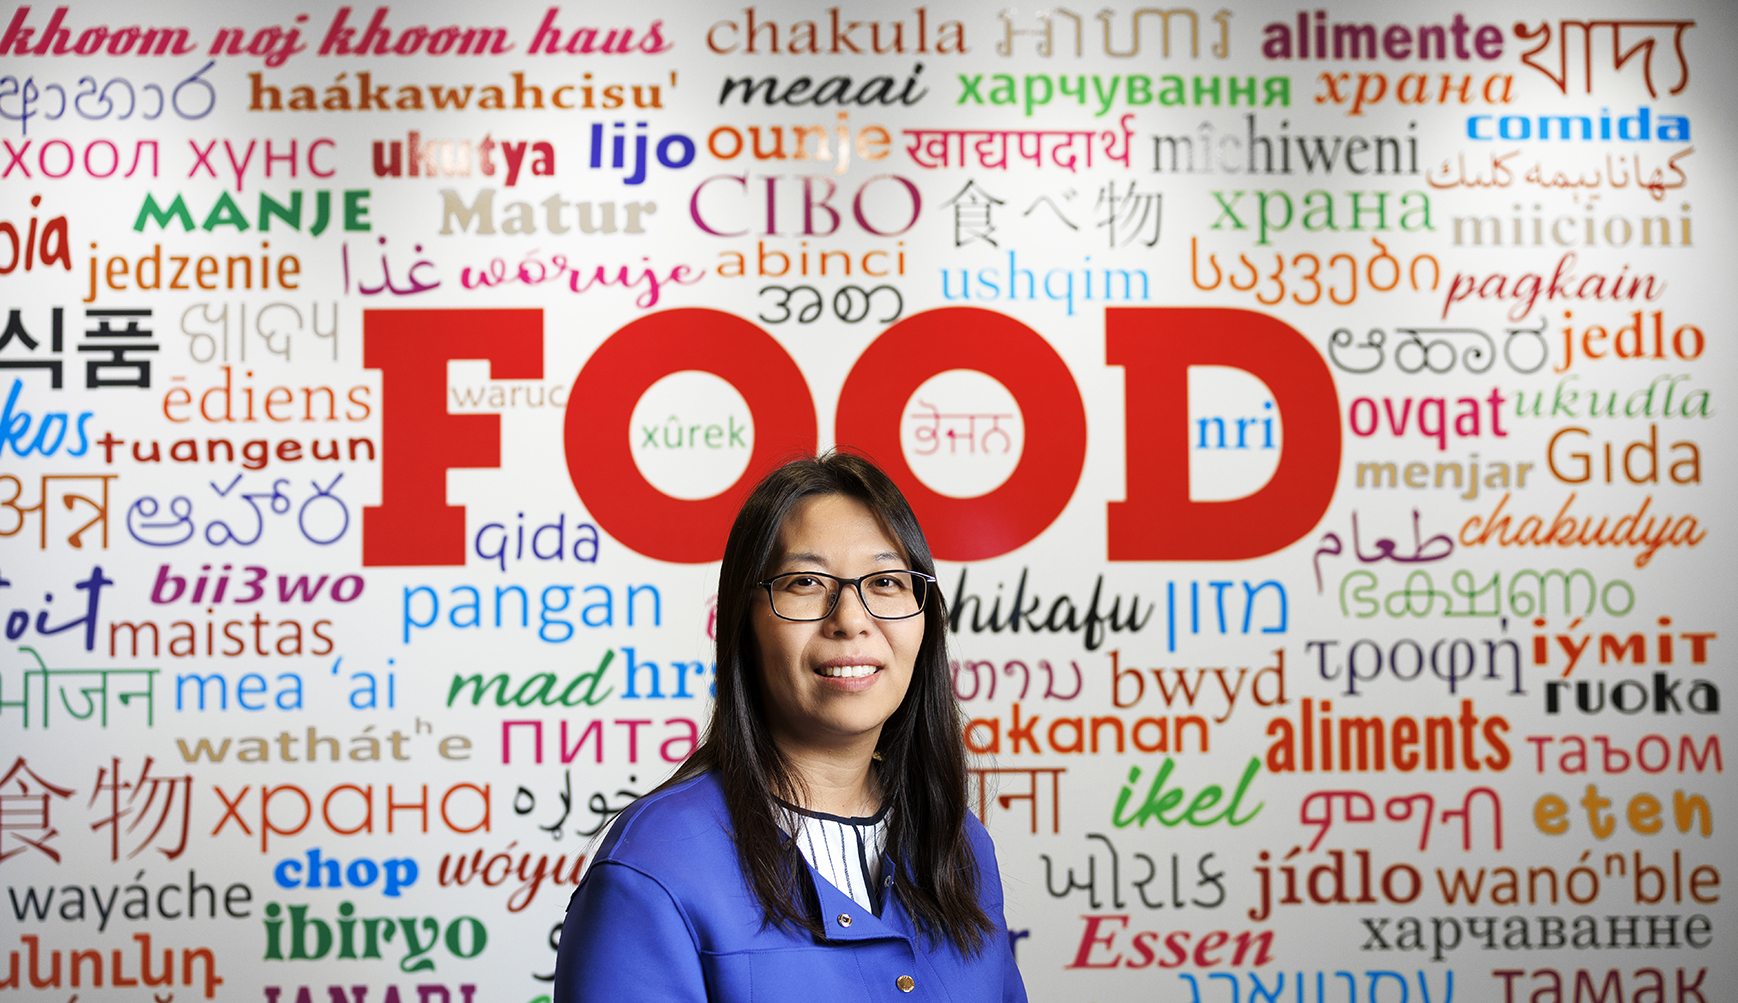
[554,861,708,1003]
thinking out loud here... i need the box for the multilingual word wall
[1,1,1732,1000]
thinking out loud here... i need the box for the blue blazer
[554,771,1029,1003]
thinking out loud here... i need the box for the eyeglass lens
[764,572,926,620]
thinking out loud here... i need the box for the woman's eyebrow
[775,550,904,567]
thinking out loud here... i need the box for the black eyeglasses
[757,570,937,621]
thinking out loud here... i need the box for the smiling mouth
[817,665,880,679]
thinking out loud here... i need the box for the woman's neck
[775,734,883,817]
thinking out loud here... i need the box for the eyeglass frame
[754,570,939,622]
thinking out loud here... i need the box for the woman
[555,452,1027,1002]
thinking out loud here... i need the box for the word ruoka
[262,903,485,972]
[903,116,1134,171]
[1493,968,1709,1003]
[1043,836,1225,910]
[1524,734,1722,776]
[997,7,1232,59]
[1362,913,1712,960]
[1298,786,1502,852]
[1544,674,1717,716]
[0,932,222,997]
[210,782,491,852]
[1176,972,1452,1003]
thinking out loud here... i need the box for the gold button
[897,976,915,992]
[837,913,852,928]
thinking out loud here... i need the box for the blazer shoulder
[594,773,734,876]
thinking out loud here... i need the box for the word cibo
[362,306,1343,567]
[262,902,485,972]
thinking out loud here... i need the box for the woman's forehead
[773,494,905,564]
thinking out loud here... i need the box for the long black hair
[662,450,992,952]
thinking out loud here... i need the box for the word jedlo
[361,306,1341,565]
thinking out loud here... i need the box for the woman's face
[751,494,924,754]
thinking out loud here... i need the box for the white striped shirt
[778,802,890,914]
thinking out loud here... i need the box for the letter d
[1106,307,1340,559]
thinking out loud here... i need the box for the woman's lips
[816,663,881,679]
